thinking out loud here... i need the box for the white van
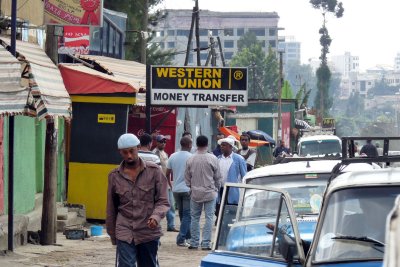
[297,135,341,157]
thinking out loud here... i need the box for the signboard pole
[146,65,151,133]
[8,0,17,252]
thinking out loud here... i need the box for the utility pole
[194,0,200,66]
[277,50,284,141]
[41,119,58,245]
[140,0,148,64]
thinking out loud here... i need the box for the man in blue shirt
[166,136,193,247]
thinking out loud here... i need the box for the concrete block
[0,214,29,250]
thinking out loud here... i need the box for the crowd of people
[105,131,259,266]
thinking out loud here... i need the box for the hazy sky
[158,0,400,71]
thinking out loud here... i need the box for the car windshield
[313,186,400,263]
[299,140,341,157]
[247,173,330,216]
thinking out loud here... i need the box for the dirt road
[0,216,211,267]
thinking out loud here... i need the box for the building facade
[278,36,301,66]
[331,52,360,78]
[152,9,280,66]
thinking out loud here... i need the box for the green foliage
[281,80,294,99]
[368,79,400,96]
[310,0,344,118]
[230,33,279,99]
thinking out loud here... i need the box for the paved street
[0,215,211,266]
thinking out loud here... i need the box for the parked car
[200,158,380,267]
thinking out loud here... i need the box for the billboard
[44,0,103,26]
[58,26,90,55]
[150,66,248,106]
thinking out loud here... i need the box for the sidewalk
[0,214,212,266]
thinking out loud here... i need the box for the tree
[310,0,344,119]
[230,32,279,99]
[281,80,294,99]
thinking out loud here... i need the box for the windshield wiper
[332,235,385,249]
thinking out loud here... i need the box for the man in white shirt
[236,133,257,171]
[138,133,161,165]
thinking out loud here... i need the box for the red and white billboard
[44,0,103,26]
[58,26,90,55]
[282,112,291,147]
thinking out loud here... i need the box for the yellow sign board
[98,114,115,124]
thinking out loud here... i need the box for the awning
[59,55,146,96]
[219,126,269,147]
[79,55,146,91]
[0,37,71,120]
[295,119,311,130]
[59,64,139,94]
[0,45,30,115]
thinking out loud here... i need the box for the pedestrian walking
[106,133,169,267]
[217,135,247,204]
[153,135,178,232]
[185,135,222,250]
[138,133,161,165]
[166,136,193,247]
[212,132,225,157]
[360,139,379,157]
[237,133,257,171]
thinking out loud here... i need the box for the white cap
[118,133,140,149]
[218,135,238,150]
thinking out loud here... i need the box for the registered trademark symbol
[233,70,243,80]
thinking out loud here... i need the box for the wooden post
[41,118,58,245]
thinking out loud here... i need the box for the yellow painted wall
[68,162,118,219]
[1,0,44,26]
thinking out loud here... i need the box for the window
[269,28,276,36]
[224,40,234,48]
[249,28,265,36]
[224,52,234,60]
[210,29,219,36]
[199,29,208,36]
[237,28,244,36]
[177,30,190,36]
[200,41,209,49]
[260,40,266,47]
[167,41,175,48]
[167,30,175,36]
[224,28,234,36]
[158,42,165,49]
[200,53,208,60]
[269,40,276,48]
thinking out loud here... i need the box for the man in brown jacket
[106,133,170,267]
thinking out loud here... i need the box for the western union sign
[150,66,248,106]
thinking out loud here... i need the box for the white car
[297,135,341,157]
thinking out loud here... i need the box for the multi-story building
[394,53,400,71]
[152,9,280,66]
[331,52,359,78]
[278,36,301,66]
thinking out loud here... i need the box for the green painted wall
[3,116,37,214]
[3,117,67,214]
[57,118,66,202]
[35,119,45,193]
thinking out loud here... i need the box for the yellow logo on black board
[98,114,115,124]
[233,70,244,80]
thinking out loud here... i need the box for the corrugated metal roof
[0,37,71,119]
[0,45,31,116]
[78,55,146,91]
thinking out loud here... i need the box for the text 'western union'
[156,67,222,89]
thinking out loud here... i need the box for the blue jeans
[173,191,191,244]
[167,188,176,230]
[116,238,159,267]
[190,198,216,248]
